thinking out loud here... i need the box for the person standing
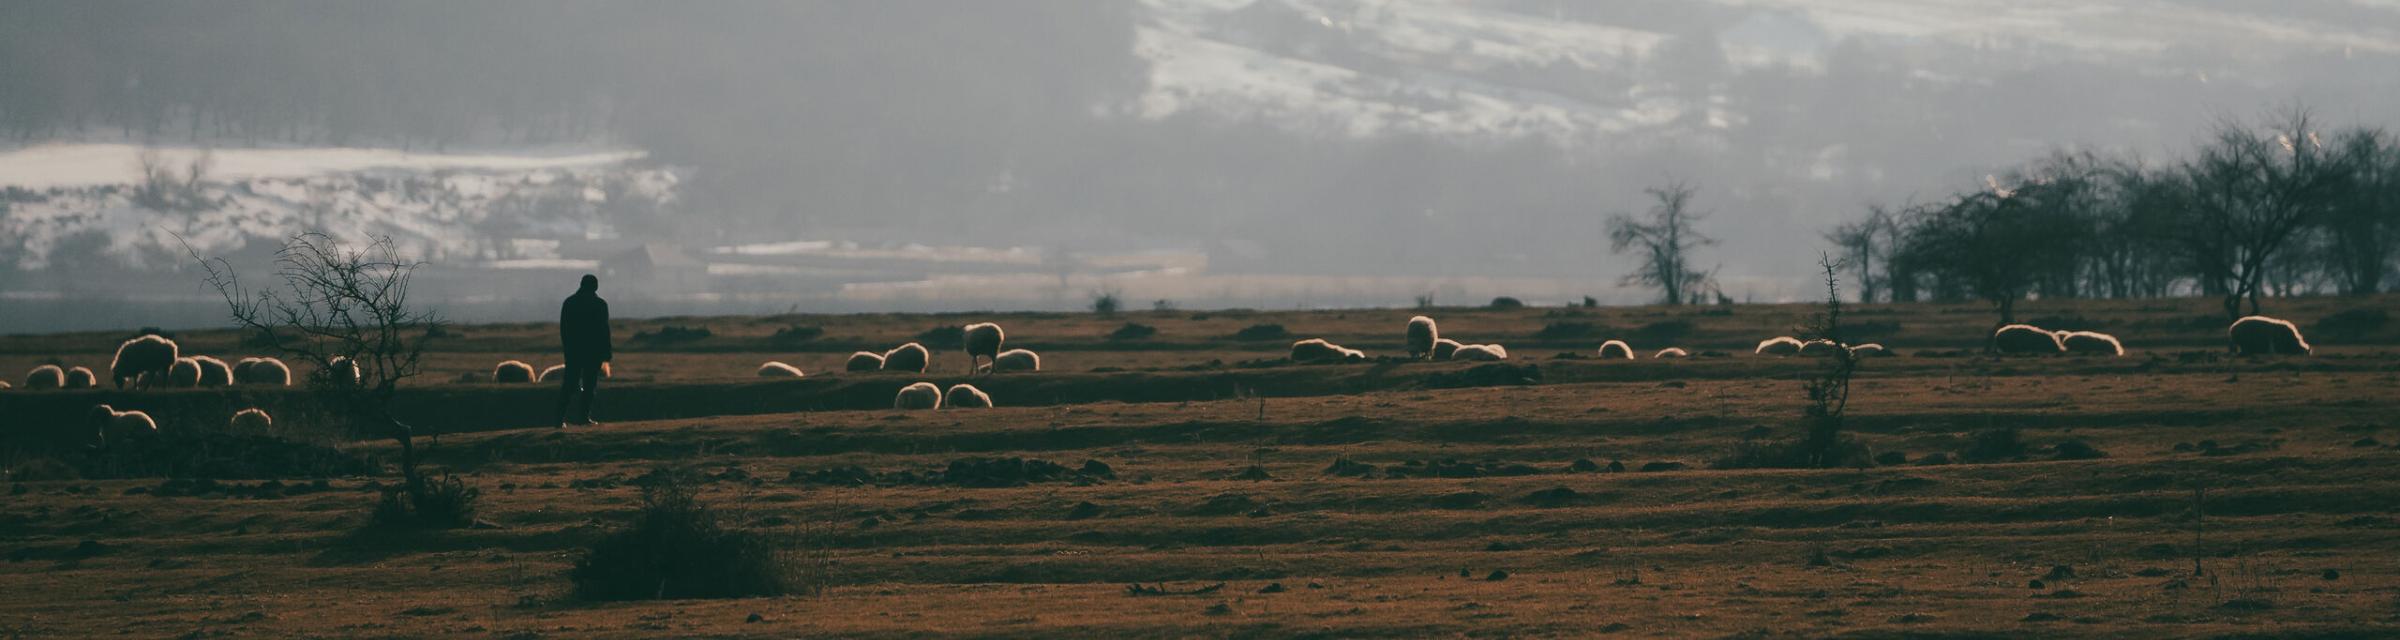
[555,274,611,428]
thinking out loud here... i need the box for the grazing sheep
[1653,347,1689,359]
[1289,338,1351,363]
[893,381,943,410]
[1797,339,1843,357]
[494,360,537,383]
[845,351,886,372]
[1406,316,1439,359]
[1755,337,1803,356]
[2058,331,2124,356]
[324,357,362,385]
[2229,316,2311,356]
[229,407,273,432]
[1596,340,1635,359]
[62,366,98,389]
[25,364,65,390]
[992,348,1040,372]
[111,334,178,389]
[1337,346,1369,362]
[234,357,292,386]
[1848,343,1890,358]
[539,364,567,382]
[962,323,1005,374]
[194,356,234,386]
[89,404,158,446]
[943,383,993,409]
[1452,344,1508,361]
[757,362,806,377]
[882,342,931,373]
[0,381,9,390]
[1432,338,1463,361]
[166,357,203,387]
[1992,324,2065,355]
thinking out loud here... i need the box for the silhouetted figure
[555,274,611,428]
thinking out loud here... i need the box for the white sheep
[1652,347,1689,359]
[1848,343,1890,358]
[2230,316,2311,356]
[494,360,537,383]
[324,356,362,386]
[2057,331,2123,356]
[846,351,886,372]
[1755,337,1803,356]
[1452,344,1508,361]
[1596,340,1635,359]
[893,381,943,410]
[962,322,1005,374]
[25,364,65,390]
[111,334,178,389]
[233,357,292,386]
[64,366,98,389]
[943,383,993,409]
[1432,338,1463,361]
[992,349,1041,373]
[1289,338,1353,363]
[1993,324,2065,355]
[1797,339,1843,357]
[539,364,566,382]
[1406,316,1439,359]
[882,342,931,373]
[230,407,273,431]
[90,404,158,446]
[194,356,234,387]
[166,357,203,387]
[757,361,806,377]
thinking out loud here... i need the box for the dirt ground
[4,296,2399,638]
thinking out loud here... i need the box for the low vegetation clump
[369,473,480,530]
[571,471,809,601]
[1487,296,1526,310]
[1109,322,1159,340]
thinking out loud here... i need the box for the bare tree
[1824,205,1895,303]
[2173,109,2362,321]
[1608,182,1717,305]
[189,231,460,522]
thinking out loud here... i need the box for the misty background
[4,0,2398,333]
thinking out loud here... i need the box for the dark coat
[560,290,612,366]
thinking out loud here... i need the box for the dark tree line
[1829,108,2400,323]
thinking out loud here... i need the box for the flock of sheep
[12,312,2321,443]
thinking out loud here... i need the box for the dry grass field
[5,295,2400,638]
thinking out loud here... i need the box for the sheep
[0,381,9,390]
[1848,343,1890,358]
[234,357,292,386]
[194,356,234,387]
[962,322,1005,374]
[1796,339,1843,357]
[166,357,204,387]
[1755,337,1803,356]
[1406,316,1439,359]
[2058,331,2124,356]
[893,381,943,410]
[494,360,537,383]
[324,357,362,386]
[1337,346,1369,362]
[845,351,886,372]
[757,361,806,377]
[2229,315,2311,356]
[1652,347,1689,359]
[111,334,178,389]
[992,348,1041,373]
[61,366,96,389]
[25,364,65,390]
[1452,344,1508,361]
[1289,338,1352,363]
[89,404,158,447]
[882,342,931,373]
[1432,338,1463,361]
[539,364,566,382]
[1596,340,1635,359]
[943,383,993,409]
[1993,324,2065,355]
[230,407,273,432]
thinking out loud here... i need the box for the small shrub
[1487,296,1525,310]
[769,324,825,345]
[1090,290,1122,315]
[1151,299,1177,312]
[1414,293,1436,309]
[1109,322,1158,341]
[914,325,965,349]
[1232,324,1289,341]
[1581,296,1599,308]
[370,474,481,530]
[632,325,712,343]
[1961,427,2026,462]
[571,471,810,600]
